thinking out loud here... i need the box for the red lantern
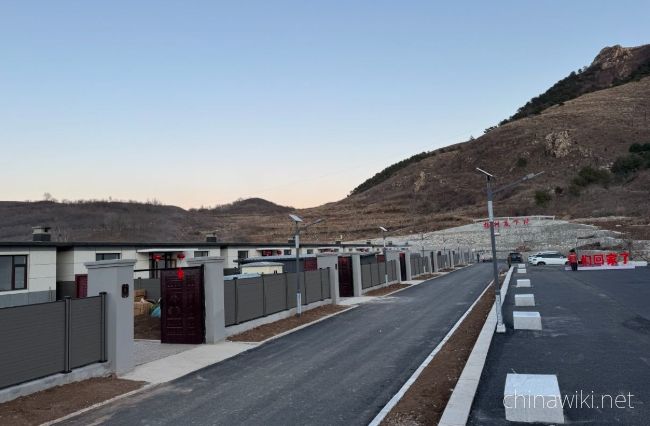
[176,268,184,280]
[177,253,186,260]
[153,254,162,261]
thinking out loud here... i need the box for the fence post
[316,254,339,304]
[262,274,266,316]
[187,256,226,343]
[85,259,136,376]
[234,278,239,325]
[64,296,71,373]
[100,291,107,362]
[302,272,307,306]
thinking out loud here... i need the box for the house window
[194,250,209,258]
[237,250,249,260]
[306,249,314,254]
[284,249,291,255]
[96,253,121,261]
[0,255,27,291]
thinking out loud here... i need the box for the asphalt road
[469,266,650,425]
[63,263,493,426]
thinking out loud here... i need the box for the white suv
[528,252,568,266]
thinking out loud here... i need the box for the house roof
[0,240,381,249]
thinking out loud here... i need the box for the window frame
[95,253,121,261]
[237,250,249,260]
[0,255,28,292]
[194,250,209,258]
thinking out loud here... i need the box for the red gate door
[160,267,205,344]
[304,257,318,271]
[338,257,353,297]
[75,274,88,298]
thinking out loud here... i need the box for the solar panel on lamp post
[289,214,324,316]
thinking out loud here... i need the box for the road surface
[65,263,493,426]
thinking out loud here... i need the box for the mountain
[1,44,649,243]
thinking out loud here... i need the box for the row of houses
[0,226,392,307]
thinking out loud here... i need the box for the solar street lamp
[477,168,544,333]
[289,214,324,316]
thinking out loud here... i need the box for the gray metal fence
[224,269,331,326]
[362,261,396,289]
[0,295,106,390]
[134,278,161,300]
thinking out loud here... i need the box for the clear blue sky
[1,1,648,208]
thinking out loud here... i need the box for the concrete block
[517,268,527,274]
[518,263,526,269]
[515,294,535,306]
[513,311,542,330]
[516,279,531,288]
[504,374,564,423]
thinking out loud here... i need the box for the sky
[1,1,649,209]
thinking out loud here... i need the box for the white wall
[0,247,57,294]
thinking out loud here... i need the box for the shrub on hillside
[516,157,528,168]
[534,190,552,206]
[571,166,611,187]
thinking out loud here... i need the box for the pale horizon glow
[1,1,648,209]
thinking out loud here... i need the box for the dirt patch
[0,376,145,426]
[228,304,349,342]
[381,283,495,425]
[134,314,160,340]
[365,284,412,297]
[439,268,455,272]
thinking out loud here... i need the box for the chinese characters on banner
[483,217,531,229]
[580,252,629,267]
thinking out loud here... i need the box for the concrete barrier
[513,311,542,330]
[517,268,527,274]
[517,263,526,269]
[515,294,535,306]
[504,374,564,423]
[516,279,531,288]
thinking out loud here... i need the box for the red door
[304,257,318,271]
[160,267,205,344]
[75,274,88,298]
[338,257,353,297]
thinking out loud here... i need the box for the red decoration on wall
[177,253,186,260]
[153,254,162,261]
[177,268,184,280]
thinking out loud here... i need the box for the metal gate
[338,257,353,297]
[160,267,205,344]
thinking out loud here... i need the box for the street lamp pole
[290,214,323,316]
[477,168,544,334]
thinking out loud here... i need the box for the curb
[44,383,156,425]
[250,304,359,345]
[368,274,493,426]
[438,266,514,426]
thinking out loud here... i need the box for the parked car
[480,252,493,262]
[507,252,523,266]
[528,252,569,266]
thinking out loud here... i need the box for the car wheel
[537,262,546,266]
